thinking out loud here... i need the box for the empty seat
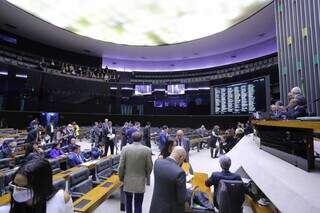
[96,158,113,180]
[48,159,61,175]
[0,158,11,170]
[53,178,66,191]
[69,167,93,199]
[217,180,245,213]
[111,155,120,170]
[82,149,91,160]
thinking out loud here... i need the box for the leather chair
[96,158,113,181]
[216,180,245,213]
[53,178,66,191]
[82,149,91,160]
[111,155,120,170]
[69,167,93,199]
[0,158,11,170]
[62,145,69,153]
[4,169,17,192]
[48,159,61,175]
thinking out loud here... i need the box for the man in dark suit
[126,121,140,145]
[176,130,190,162]
[150,146,187,213]
[90,122,101,145]
[205,155,241,208]
[104,120,116,155]
[158,125,169,152]
[143,122,151,148]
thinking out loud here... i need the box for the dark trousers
[105,140,114,155]
[125,192,144,213]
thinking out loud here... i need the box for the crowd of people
[0,117,254,213]
[270,86,307,120]
[40,58,120,82]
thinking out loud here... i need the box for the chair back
[217,180,245,213]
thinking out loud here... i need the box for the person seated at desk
[0,158,73,213]
[25,142,44,161]
[67,138,77,153]
[285,95,307,119]
[67,145,87,167]
[49,143,64,159]
[205,155,241,208]
[91,143,103,160]
[158,139,176,159]
[0,141,17,158]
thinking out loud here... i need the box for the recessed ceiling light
[258,33,266,37]
[231,55,237,58]
[193,53,199,55]
[140,56,146,59]
[112,62,117,64]
[83,49,91,53]
[170,64,175,67]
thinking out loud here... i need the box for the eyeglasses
[9,182,29,191]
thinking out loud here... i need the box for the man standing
[195,125,206,151]
[159,125,169,152]
[104,120,116,155]
[150,146,187,213]
[126,121,140,144]
[46,121,55,142]
[121,122,129,149]
[143,122,151,148]
[118,131,153,213]
[176,130,190,162]
[90,122,101,145]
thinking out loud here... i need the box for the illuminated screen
[134,85,152,95]
[167,84,185,95]
[213,77,269,114]
[7,0,272,46]
[154,99,188,108]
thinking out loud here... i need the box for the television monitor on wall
[212,76,270,115]
[134,85,152,95]
[167,84,185,95]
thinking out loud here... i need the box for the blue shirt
[126,127,138,144]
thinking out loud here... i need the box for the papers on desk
[241,177,251,184]
[81,160,99,167]
[186,174,194,182]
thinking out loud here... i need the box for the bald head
[170,146,186,166]
[132,131,142,142]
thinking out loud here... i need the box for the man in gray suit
[176,130,190,162]
[149,146,187,213]
[118,131,153,213]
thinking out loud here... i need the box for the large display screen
[167,84,185,95]
[7,0,272,46]
[134,85,152,95]
[154,98,188,108]
[212,77,269,114]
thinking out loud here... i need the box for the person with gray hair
[205,155,241,208]
[118,131,153,213]
[291,86,302,95]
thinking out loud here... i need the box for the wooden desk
[245,195,275,213]
[52,166,82,181]
[0,193,10,206]
[73,174,122,213]
[253,120,320,133]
